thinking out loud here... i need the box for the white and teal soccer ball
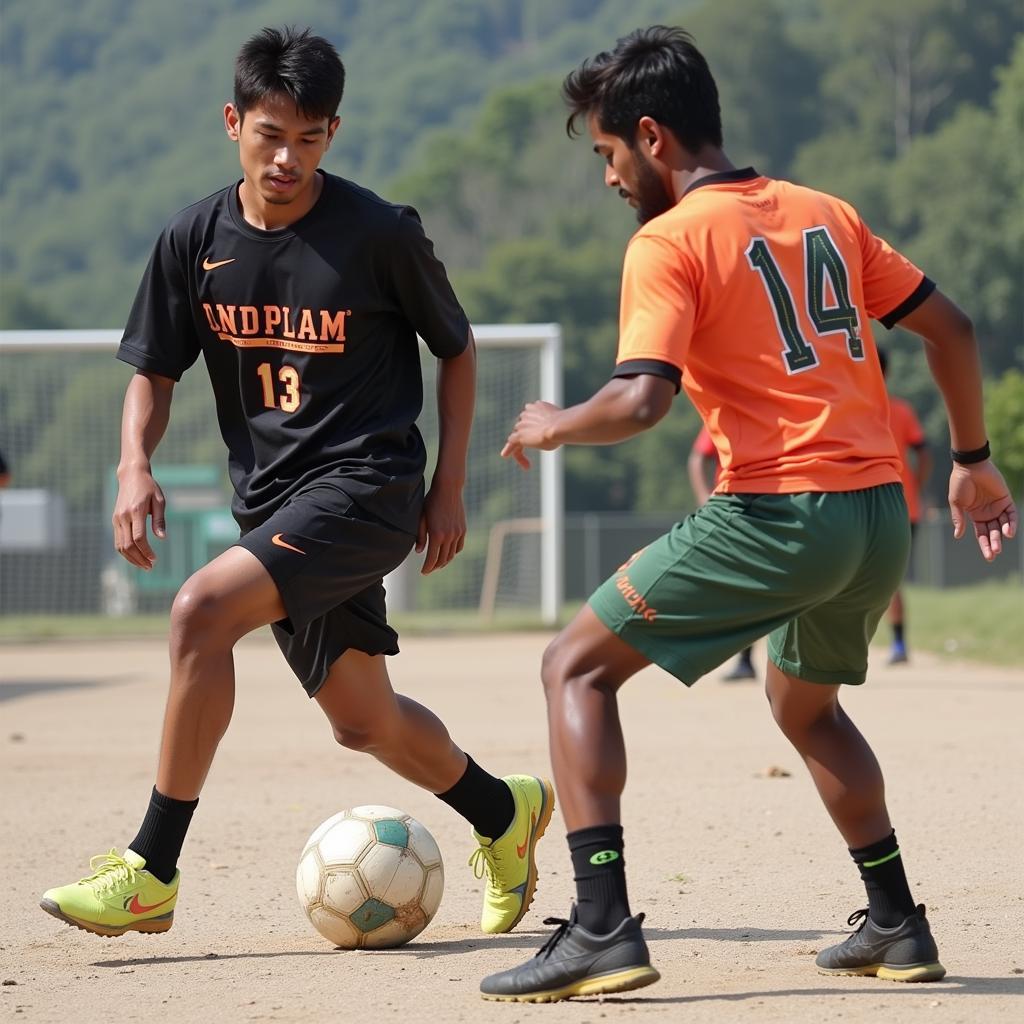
[296,805,444,949]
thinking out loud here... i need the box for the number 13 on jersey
[746,226,864,374]
[257,362,302,413]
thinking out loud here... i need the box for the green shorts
[589,484,909,686]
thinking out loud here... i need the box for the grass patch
[0,608,558,643]
[3,585,1020,668]
[0,614,170,641]
[881,581,1024,667]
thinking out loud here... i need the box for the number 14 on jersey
[746,226,864,374]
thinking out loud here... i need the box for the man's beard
[633,151,675,224]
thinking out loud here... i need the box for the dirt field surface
[3,632,1023,1023]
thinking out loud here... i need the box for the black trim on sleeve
[879,276,936,330]
[612,359,682,393]
[116,342,187,382]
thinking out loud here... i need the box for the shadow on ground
[89,943,1024,1004]
[0,676,135,703]
[601,976,1024,1003]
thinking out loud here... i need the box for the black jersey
[117,171,470,534]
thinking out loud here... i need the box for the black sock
[569,824,631,934]
[128,787,199,885]
[739,647,754,667]
[850,830,916,927]
[893,622,905,646]
[435,756,515,840]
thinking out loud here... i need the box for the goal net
[0,326,563,631]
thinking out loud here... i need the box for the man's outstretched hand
[948,460,1017,561]
[501,401,563,470]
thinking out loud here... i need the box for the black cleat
[816,905,945,982]
[480,907,660,1002]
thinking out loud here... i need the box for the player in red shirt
[878,348,932,663]
[483,26,1016,1002]
[687,426,755,679]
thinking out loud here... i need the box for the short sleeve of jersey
[389,209,470,359]
[117,229,201,381]
[856,219,935,329]
[614,234,695,390]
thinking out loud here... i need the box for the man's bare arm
[113,371,175,570]
[898,290,1017,560]
[419,330,476,574]
[502,375,675,468]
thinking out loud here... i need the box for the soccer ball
[296,805,444,949]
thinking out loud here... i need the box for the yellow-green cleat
[469,775,555,934]
[39,849,178,937]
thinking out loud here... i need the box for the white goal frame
[0,324,564,624]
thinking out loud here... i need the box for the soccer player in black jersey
[39,26,553,940]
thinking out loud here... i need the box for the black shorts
[235,480,416,697]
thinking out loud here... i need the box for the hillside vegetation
[2,0,1021,514]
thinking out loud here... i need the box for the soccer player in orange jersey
[877,348,933,663]
[482,26,1017,1002]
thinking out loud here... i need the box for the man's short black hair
[234,26,345,122]
[562,25,722,153]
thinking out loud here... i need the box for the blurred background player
[688,425,756,679]
[485,26,1017,1002]
[38,26,552,941]
[878,348,932,664]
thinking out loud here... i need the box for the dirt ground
[2,632,1022,1023]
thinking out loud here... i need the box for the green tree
[790,0,1021,220]
[685,0,820,174]
[885,38,1024,376]
[0,281,65,329]
[987,370,1024,500]
[799,0,1020,152]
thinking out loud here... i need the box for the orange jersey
[888,396,927,522]
[615,169,934,494]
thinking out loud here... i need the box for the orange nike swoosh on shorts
[202,257,236,271]
[128,892,175,915]
[271,533,306,555]
[515,810,537,859]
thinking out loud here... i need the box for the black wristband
[950,441,990,465]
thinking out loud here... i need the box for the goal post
[468,324,563,626]
[0,325,564,628]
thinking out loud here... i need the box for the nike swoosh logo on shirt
[202,257,236,271]
[272,533,306,555]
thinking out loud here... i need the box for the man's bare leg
[766,662,921,931]
[313,648,466,793]
[157,546,286,799]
